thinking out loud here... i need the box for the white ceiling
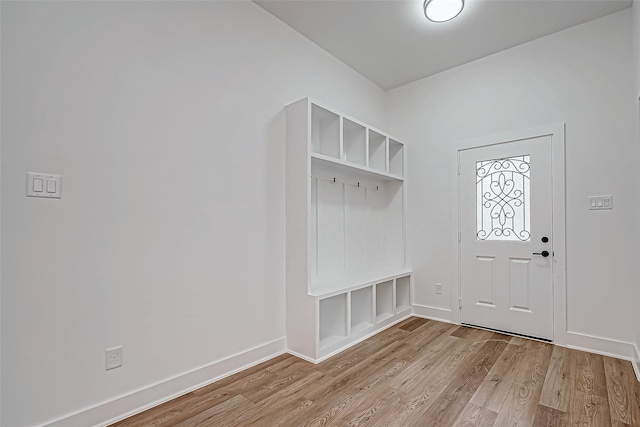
[255,0,632,89]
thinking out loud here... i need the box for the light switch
[27,172,62,199]
[33,178,44,192]
[588,195,613,210]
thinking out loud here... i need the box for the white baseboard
[564,330,636,362]
[41,337,287,427]
[412,304,453,324]
[287,349,318,364]
[633,344,640,382]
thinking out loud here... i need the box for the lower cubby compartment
[395,276,411,312]
[319,294,348,349]
[317,305,411,360]
[315,272,412,360]
[375,280,394,322]
[350,286,373,334]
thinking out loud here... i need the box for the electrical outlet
[105,346,123,370]
[435,283,443,295]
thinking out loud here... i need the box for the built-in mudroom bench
[285,97,411,362]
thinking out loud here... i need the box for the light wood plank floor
[112,317,640,426]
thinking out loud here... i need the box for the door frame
[450,123,567,344]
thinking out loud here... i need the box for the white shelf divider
[309,269,412,298]
[311,153,403,182]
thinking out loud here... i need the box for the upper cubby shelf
[311,153,403,182]
[368,129,387,173]
[343,118,367,167]
[311,104,340,158]
[389,139,404,177]
[308,99,405,180]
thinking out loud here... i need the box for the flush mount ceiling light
[424,0,464,22]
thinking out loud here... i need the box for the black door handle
[533,250,550,257]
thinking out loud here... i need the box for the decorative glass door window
[476,155,530,241]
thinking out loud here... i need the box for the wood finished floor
[112,317,640,426]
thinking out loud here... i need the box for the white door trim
[450,123,567,345]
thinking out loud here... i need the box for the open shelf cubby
[395,276,411,312]
[389,139,404,177]
[319,294,348,349]
[368,129,387,173]
[350,286,373,334]
[343,118,366,167]
[311,104,340,159]
[375,281,394,323]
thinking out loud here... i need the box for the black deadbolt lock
[541,236,549,243]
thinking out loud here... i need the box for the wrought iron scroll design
[476,155,530,241]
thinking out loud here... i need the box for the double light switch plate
[27,172,62,199]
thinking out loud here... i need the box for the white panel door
[459,135,553,340]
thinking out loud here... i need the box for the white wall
[633,0,640,357]
[0,2,386,426]
[635,1,640,98]
[386,10,637,345]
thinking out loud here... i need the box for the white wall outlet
[26,172,62,199]
[105,346,123,371]
[435,283,443,295]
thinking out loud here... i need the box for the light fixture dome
[424,0,464,22]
